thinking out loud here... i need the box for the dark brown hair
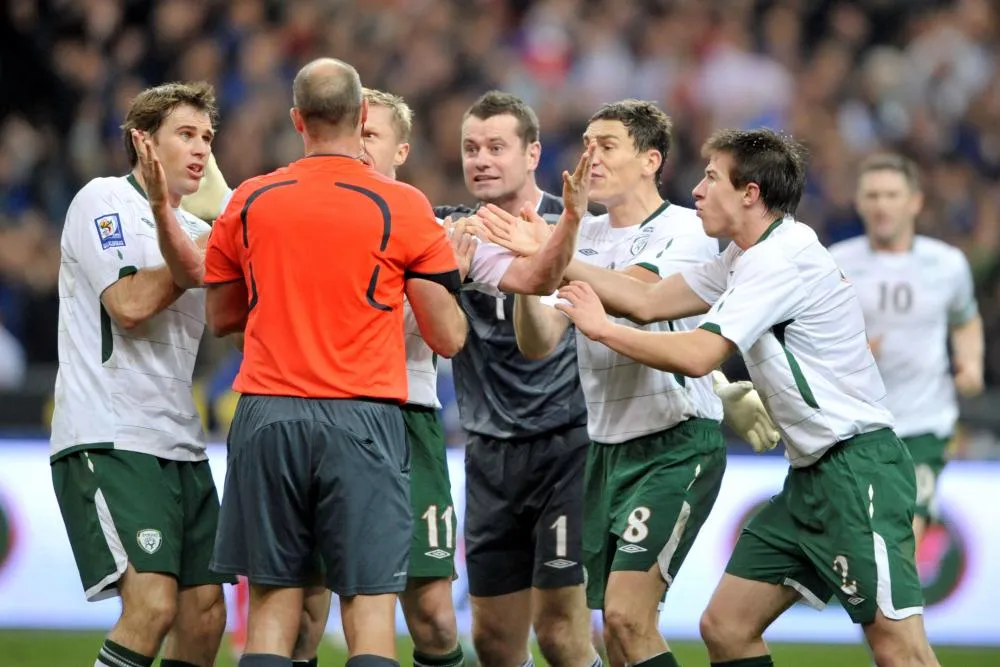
[703,128,807,215]
[589,99,673,185]
[464,91,540,147]
[121,81,218,167]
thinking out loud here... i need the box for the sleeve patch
[94,213,126,250]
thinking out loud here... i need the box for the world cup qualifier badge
[94,213,126,250]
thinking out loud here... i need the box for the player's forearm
[520,209,583,294]
[153,203,205,289]
[594,326,717,378]
[423,298,468,358]
[103,265,184,330]
[513,294,568,359]
[951,314,985,384]
[564,260,656,321]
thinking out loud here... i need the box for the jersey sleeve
[67,182,148,294]
[680,250,730,304]
[204,187,245,285]
[405,196,461,293]
[628,231,716,278]
[468,241,515,289]
[947,249,978,326]
[698,248,803,354]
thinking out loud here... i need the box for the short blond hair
[363,87,413,142]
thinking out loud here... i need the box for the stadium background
[1,0,1000,664]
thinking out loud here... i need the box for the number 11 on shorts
[422,504,455,550]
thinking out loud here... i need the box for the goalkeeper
[473,99,778,667]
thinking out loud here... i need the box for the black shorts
[464,424,588,596]
[212,394,411,596]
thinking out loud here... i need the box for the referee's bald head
[292,58,364,136]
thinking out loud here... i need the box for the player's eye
[490,145,504,154]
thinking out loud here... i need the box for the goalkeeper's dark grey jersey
[434,192,586,439]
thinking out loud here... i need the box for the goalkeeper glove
[712,371,780,453]
[181,153,230,222]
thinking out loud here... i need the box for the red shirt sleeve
[204,188,245,284]
[404,193,460,289]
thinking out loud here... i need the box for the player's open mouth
[474,175,499,183]
[187,165,204,179]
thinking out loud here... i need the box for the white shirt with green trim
[682,217,894,467]
[829,235,977,439]
[51,175,211,461]
[575,203,723,444]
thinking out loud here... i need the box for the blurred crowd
[2,0,1000,400]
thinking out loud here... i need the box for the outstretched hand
[132,129,169,211]
[470,203,552,257]
[444,216,477,281]
[562,143,595,222]
[554,281,612,341]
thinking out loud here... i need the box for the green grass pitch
[0,631,997,666]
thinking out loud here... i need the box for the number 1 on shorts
[551,514,568,558]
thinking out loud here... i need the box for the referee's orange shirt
[204,155,460,401]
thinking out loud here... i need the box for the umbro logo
[578,248,598,256]
[544,559,578,569]
[618,544,647,554]
[424,549,450,560]
[847,596,866,606]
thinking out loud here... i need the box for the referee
[203,58,467,667]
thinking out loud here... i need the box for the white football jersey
[404,230,513,408]
[830,235,977,439]
[51,175,211,461]
[575,204,723,444]
[684,217,894,467]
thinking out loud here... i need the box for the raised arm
[480,145,594,295]
[135,131,223,289]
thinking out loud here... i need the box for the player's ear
[290,107,305,134]
[394,142,410,168]
[526,140,541,171]
[743,182,762,208]
[645,149,662,180]
[360,98,369,126]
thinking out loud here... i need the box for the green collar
[639,199,671,228]
[754,216,784,245]
[126,173,147,201]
